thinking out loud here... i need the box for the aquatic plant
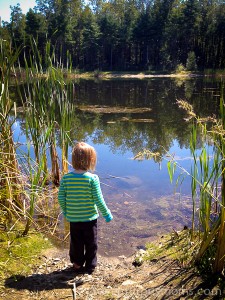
[19,39,75,180]
[176,97,225,274]
[165,97,225,274]
[0,39,22,215]
[17,39,76,231]
[0,37,76,235]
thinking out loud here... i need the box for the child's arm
[58,178,67,217]
[91,175,113,222]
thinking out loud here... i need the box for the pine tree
[186,51,197,71]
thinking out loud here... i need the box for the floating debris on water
[120,118,155,123]
[77,105,152,114]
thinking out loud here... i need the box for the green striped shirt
[58,171,112,222]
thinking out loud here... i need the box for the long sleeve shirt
[58,171,112,222]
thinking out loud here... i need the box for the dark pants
[69,219,98,271]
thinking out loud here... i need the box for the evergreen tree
[98,10,120,70]
[80,5,101,70]
[8,4,26,48]
[186,51,197,70]
[25,9,41,37]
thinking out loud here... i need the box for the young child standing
[58,142,113,274]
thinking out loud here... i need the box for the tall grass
[21,125,54,235]
[17,39,75,178]
[17,39,76,231]
[176,97,225,274]
[0,39,22,213]
[1,37,76,235]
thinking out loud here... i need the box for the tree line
[0,0,225,71]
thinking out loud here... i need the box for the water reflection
[15,77,223,256]
[70,78,220,156]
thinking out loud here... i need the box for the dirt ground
[1,245,224,300]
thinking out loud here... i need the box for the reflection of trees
[67,78,219,155]
[60,78,221,156]
[67,108,191,158]
[15,78,222,158]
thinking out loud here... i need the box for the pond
[14,76,223,256]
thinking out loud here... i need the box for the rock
[122,280,137,286]
[132,249,147,267]
[138,249,146,255]
[53,258,61,262]
[118,255,126,259]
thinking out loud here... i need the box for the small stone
[53,258,61,262]
[122,280,137,286]
[118,255,126,259]
[137,249,146,255]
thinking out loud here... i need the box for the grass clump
[144,229,197,267]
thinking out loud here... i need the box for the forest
[0,0,225,71]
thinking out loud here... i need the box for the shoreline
[13,69,225,80]
[66,70,225,80]
[2,233,224,300]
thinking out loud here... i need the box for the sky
[0,0,36,23]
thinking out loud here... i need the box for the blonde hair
[72,142,97,171]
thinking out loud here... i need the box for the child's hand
[104,213,113,222]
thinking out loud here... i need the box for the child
[58,142,113,274]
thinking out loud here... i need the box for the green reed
[0,39,22,212]
[16,39,76,231]
[177,96,225,274]
[1,37,76,235]
[22,128,52,235]
[20,39,75,178]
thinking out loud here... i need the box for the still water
[14,77,223,256]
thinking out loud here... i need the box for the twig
[106,174,129,180]
[63,231,70,241]
[100,181,133,198]
[72,282,76,300]
[123,192,133,198]
[51,213,60,235]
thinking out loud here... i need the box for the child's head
[72,142,97,171]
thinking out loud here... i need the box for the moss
[145,229,197,266]
[0,228,53,284]
[104,293,117,300]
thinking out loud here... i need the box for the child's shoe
[85,267,96,275]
